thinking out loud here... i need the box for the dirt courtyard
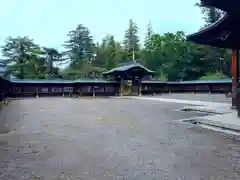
[0,97,240,180]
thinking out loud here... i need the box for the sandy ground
[0,96,239,180]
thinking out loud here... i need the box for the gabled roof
[103,61,154,75]
[187,14,240,48]
[200,0,240,16]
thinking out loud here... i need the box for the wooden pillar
[103,84,106,95]
[92,86,95,97]
[1,93,3,109]
[232,49,237,108]
[36,85,39,98]
[120,78,123,96]
[138,78,142,96]
[79,86,82,97]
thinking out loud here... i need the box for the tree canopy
[0,1,231,81]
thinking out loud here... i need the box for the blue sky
[0,0,204,51]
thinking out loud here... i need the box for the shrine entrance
[103,61,154,96]
[122,80,132,96]
[121,79,141,96]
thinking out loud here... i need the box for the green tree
[1,36,40,79]
[64,24,96,78]
[200,71,229,80]
[144,21,154,51]
[196,1,224,26]
[0,17,232,81]
[94,35,124,70]
[42,47,63,78]
[123,19,140,60]
[64,24,95,68]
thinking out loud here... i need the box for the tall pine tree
[64,24,95,68]
[123,19,140,61]
[144,21,154,51]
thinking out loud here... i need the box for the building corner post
[232,49,237,108]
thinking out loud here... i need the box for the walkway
[126,95,240,135]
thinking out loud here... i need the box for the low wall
[0,79,233,103]
[141,80,232,95]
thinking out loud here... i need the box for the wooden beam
[232,49,237,108]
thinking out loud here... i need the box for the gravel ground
[0,97,239,180]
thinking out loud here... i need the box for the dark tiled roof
[103,61,154,75]
[168,79,231,84]
[187,13,240,49]
[10,79,73,84]
[199,0,240,16]
[186,14,239,48]
[187,13,228,39]
[142,80,166,84]
[10,78,118,84]
[74,78,118,83]
[142,79,231,84]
